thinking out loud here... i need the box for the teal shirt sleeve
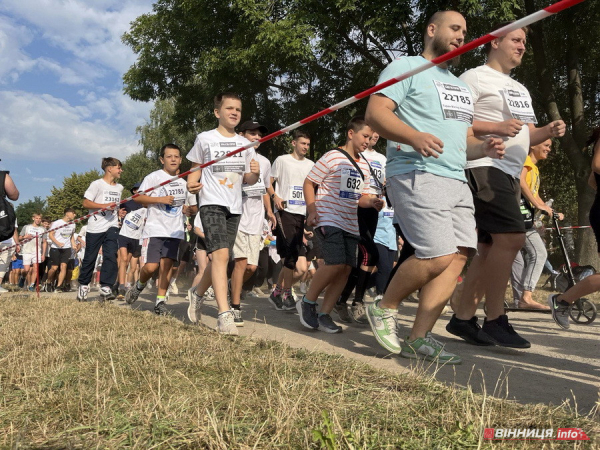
[375,58,414,108]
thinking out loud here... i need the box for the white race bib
[382,206,394,217]
[102,189,121,204]
[210,145,246,173]
[369,161,384,192]
[288,185,305,206]
[242,176,266,198]
[124,210,145,230]
[502,89,537,124]
[434,80,474,124]
[339,168,363,200]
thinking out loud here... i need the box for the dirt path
[61,288,600,414]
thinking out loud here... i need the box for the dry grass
[0,294,597,449]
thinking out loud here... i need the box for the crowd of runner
[4,10,600,364]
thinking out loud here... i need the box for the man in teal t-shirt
[364,10,505,364]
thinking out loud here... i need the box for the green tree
[46,170,101,223]
[15,197,47,232]
[120,151,162,195]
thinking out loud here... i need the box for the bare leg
[558,273,600,303]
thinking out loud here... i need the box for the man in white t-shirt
[228,120,276,326]
[20,213,47,291]
[77,157,124,302]
[125,144,187,316]
[449,24,565,349]
[267,130,314,310]
[47,208,76,292]
[186,92,260,335]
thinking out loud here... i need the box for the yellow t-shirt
[524,155,540,198]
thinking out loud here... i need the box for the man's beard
[431,36,461,66]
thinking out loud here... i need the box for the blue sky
[0,0,156,207]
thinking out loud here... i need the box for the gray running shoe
[99,286,115,302]
[232,308,244,327]
[154,301,169,316]
[217,311,239,335]
[548,294,571,330]
[318,314,342,333]
[296,297,319,330]
[349,302,368,324]
[333,303,352,323]
[186,287,204,324]
[125,283,144,305]
[77,284,89,302]
[282,293,296,311]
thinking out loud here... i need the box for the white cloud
[0,90,151,162]
[33,177,55,182]
[0,15,37,82]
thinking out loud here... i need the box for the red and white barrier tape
[546,225,592,231]
[2,0,586,254]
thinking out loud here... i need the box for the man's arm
[4,174,19,201]
[471,119,524,138]
[303,178,318,227]
[242,159,260,185]
[134,194,175,207]
[48,230,61,247]
[466,127,505,160]
[186,163,203,194]
[365,94,444,158]
[528,121,566,146]
[263,193,276,229]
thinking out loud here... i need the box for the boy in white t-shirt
[125,144,187,315]
[77,157,124,302]
[20,213,47,290]
[186,92,260,335]
[297,117,383,333]
[47,208,77,292]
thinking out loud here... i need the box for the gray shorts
[314,226,359,267]
[200,205,241,254]
[387,171,477,259]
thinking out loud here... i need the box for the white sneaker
[205,286,215,300]
[169,282,179,295]
[217,311,239,335]
[77,284,89,302]
[187,287,204,324]
[299,282,308,295]
[0,285,8,293]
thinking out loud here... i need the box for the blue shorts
[12,259,24,269]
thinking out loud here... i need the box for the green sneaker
[366,300,401,354]
[401,332,462,364]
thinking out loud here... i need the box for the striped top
[306,149,371,235]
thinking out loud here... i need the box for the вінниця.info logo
[484,428,590,440]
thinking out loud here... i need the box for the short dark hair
[214,92,241,110]
[483,21,530,55]
[160,144,181,158]
[101,157,122,171]
[423,11,461,39]
[42,217,51,223]
[292,130,311,141]
[64,207,75,214]
[347,115,369,133]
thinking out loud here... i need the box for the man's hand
[553,211,565,221]
[162,195,175,206]
[370,197,384,211]
[187,181,203,194]
[267,211,277,230]
[274,194,285,211]
[306,210,318,227]
[498,119,524,137]
[408,132,444,158]
[482,137,505,159]
[119,208,127,218]
[250,159,260,175]
[546,120,566,138]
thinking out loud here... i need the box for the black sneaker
[318,314,342,333]
[269,290,284,310]
[482,315,530,349]
[282,293,296,311]
[154,301,169,316]
[125,283,144,305]
[446,314,495,346]
[232,308,244,327]
[296,297,319,329]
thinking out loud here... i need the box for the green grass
[0,294,597,448]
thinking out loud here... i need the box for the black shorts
[315,226,359,267]
[466,166,526,244]
[275,210,306,269]
[118,235,140,255]
[200,205,241,254]
[67,259,75,270]
[145,237,180,264]
[173,240,191,267]
[589,198,600,253]
[194,237,207,252]
[49,248,71,266]
[357,207,379,267]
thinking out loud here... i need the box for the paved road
[47,287,600,414]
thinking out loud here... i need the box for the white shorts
[23,253,43,266]
[140,238,149,266]
[232,231,263,266]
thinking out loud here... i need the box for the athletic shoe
[186,287,204,324]
[63,283,71,292]
[100,286,115,302]
[366,300,401,354]
[482,315,531,348]
[400,332,462,365]
[333,303,352,323]
[296,297,319,330]
[125,283,144,305]
[548,294,571,330]
[349,302,368,324]
[373,294,383,303]
[217,311,239,335]
[445,314,495,346]
[117,285,126,300]
[318,314,342,333]
[232,308,244,327]
[154,301,169,316]
[44,283,55,293]
[269,290,284,310]
[252,286,264,297]
[205,286,215,300]
[28,284,36,292]
[282,293,296,311]
[299,282,308,295]
[169,282,179,295]
[77,284,89,302]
